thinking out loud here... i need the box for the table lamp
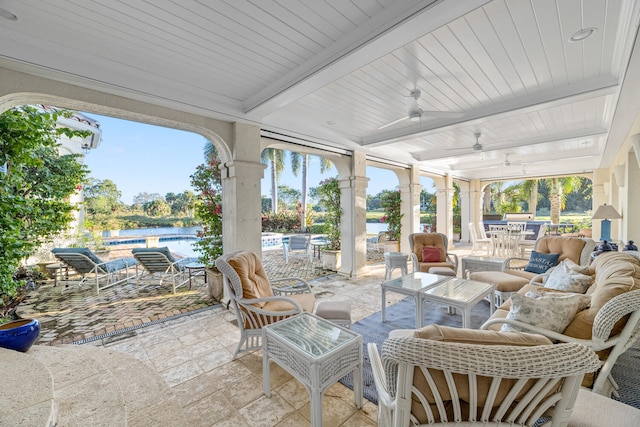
[592,204,622,242]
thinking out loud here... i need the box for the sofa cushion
[501,289,590,334]
[227,251,273,308]
[524,251,560,274]
[544,260,593,293]
[535,236,586,264]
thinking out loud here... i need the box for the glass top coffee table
[381,272,494,328]
[262,312,362,427]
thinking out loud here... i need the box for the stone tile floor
[16,244,474,426]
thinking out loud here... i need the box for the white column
[458,180,471,243]
[339,151,369,277]
[222,123,265,255]
[435,174,454,249]
[398,167,422,253]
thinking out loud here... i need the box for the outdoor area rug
[340,297,640,410]
[338,297,492,404]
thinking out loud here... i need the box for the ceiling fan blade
[377,115,409,130]
[421,110,464,118]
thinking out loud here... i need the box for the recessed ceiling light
[326,120,335,126]
[0,7,18,21]
[569,27,597,42]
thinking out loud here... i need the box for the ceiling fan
[445,132,484,153]
[377,89,463,130]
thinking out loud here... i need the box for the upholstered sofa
[470,236,597,304]
[482,250,640,395]
[406,251,640,398]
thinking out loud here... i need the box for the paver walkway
[18,246,386,346]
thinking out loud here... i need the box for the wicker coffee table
[262,312,362,427]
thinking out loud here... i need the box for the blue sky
[82,114,425,205]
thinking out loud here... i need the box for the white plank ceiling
[1,0,639,181]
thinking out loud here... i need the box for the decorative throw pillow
[422,246,442,262]
[544,260,593,293]
[561,258,590,275]
[501,289,590,334]
[524,251,560,274]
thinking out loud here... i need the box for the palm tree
[261,148,285,213]
[519,179,539,218]
[290,152,333,231]
[544,176,583,224]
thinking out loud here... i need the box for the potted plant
[190,157,224,301]
[380,190,403,252]
[317,177,342,271]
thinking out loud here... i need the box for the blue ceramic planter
[0,318,40,352]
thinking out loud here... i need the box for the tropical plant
[0,106,90,319]
[291,151,333,232]
[317,177,341,250]
[190,157,223,269]
[380,190,403,241]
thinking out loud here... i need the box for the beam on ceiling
[415,128,608,162]
[361,77,619,147]
[244,0,491,116]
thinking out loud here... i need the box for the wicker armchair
[408,233,459,274]
[368,337,600,426]
[215,250,316,359]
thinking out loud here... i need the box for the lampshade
[592,204,622,220]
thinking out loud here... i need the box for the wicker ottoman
[469,271,529,306]
[428,266,456,276]
[315,301,352,328]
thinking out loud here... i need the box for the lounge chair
[51,247,137,295]
[283,234,311,263]
[131,247,195,294]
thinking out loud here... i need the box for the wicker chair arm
[366,343,393,405]
[591,290,640,347]
[447,253,459,271]
[271,277,312,294]
[502,256,529,270]
[480,318,597,347]
[410,253,419,273]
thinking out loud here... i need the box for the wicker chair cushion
[407,328,555,424]
[228,251,273,308]
[412,234,446,262]
[262,294,315,313]
[413,324,552,346]
[535,236,586,264]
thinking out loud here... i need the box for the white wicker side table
[262,312,362,427]
[384,252,409,280]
